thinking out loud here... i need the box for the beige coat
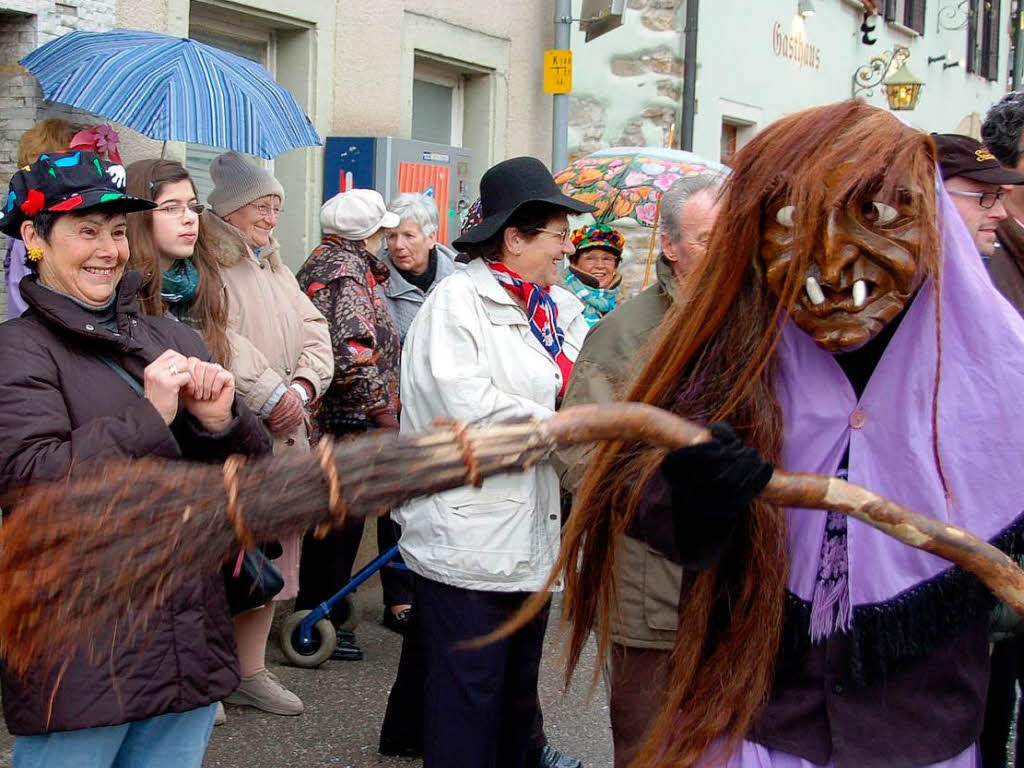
[206,213,334,598]
[555,257,682,650]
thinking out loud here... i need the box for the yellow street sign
[543,49,573,94]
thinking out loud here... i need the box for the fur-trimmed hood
[202,210,282,270]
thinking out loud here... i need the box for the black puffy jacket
[0,271,271,735]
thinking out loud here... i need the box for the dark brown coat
[992,217,1024,318]
[0,270,271,735]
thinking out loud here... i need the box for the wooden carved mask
[760,170,925,353]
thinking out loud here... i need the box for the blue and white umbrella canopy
[21,29,322,159]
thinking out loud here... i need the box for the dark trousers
[380,583,548,756]
[378,517,414,608]
[416,576,550,768]
[609,643,672,768]
[295,517,365,627]
[981,636,1024,768]
[296,514,414,626]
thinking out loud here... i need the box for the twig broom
[1,403,1021,675]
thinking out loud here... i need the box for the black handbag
[223,547,284,616]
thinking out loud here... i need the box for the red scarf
[486,261,573,400]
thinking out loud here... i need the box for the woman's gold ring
[169,365,179,376]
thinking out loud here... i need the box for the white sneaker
[214,701,226,726]
[225,670,303,716]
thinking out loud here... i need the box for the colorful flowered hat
[570,223,625,258]
[1,150,153,237]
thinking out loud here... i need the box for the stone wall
[568,0,683,162]
[567,0,683,299]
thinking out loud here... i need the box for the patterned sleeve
[306,275,389,412]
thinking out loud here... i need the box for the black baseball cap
[0,150,154,237]
[932,133,1024,184]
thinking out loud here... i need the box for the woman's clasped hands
[144,349,235,433]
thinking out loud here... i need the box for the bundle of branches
[1,404,1022,676]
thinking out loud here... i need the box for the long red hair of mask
[501,100,941,768]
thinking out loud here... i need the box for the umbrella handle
[640,194,663,291]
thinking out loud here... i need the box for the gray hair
[659,173,725,242]
[982,91,1024,168]
[389,193,439,237]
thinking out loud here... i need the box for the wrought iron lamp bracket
[851,45,910,98]
[937,0,970,31]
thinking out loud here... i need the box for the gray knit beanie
[207,151,285,217]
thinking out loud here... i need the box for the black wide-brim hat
[453,156,597,248]
[1,150,155,238]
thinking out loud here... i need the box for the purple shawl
[774,184,1024,675]
[4,238,29,319]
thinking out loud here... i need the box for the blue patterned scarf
[564,267,620,327]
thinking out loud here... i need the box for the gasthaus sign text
[772,22,821,70]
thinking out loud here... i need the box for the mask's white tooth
[805,276,826,306]
[853,279,867,308]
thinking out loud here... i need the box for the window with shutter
[984,0,1001,80]
[903,0,927,34]
[967,0,981,74]
[884,0,898,21]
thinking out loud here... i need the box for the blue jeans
[12,704,217,768]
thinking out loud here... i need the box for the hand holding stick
[542,404,1024,619]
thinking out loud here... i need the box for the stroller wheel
[280,610,335,668]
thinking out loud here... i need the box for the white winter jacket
[392,257,588,592]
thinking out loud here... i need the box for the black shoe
[378,737,422,758]
[535,745,582,768]
[382,607,412,635]
[331,630,363,661]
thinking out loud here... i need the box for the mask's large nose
[817,208,859,286]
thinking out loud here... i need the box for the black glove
[659,422,773,567]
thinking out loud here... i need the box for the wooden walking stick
[1,403,1021,675]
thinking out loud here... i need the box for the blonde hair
[16,119,87,168]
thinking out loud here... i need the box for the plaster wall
[331,0,555,189]
[568,0,1012,163]
[694,0,1011,162]
[102,0,554,266]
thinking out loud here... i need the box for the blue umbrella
[21,29,321,159]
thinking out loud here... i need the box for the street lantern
[883,61,924,111]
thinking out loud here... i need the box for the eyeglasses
[577,252,619,264]
[154,202,205,218]
[535,227,570,243]
[248,202,283,219]
[947,188,1006,209]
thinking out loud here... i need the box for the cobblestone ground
[0,537,613,768]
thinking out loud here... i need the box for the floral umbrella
[555,147,727,288]
[554,146,727,227]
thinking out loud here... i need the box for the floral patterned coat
[296,235,400,435]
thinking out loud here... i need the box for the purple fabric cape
[774,183,1024,658]
[4,239,29,320]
